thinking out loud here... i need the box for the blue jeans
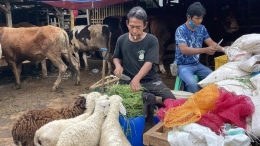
[178,63,212,93]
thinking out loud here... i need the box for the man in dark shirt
[112,6,175,100]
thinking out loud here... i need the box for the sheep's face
[74,96,87,110]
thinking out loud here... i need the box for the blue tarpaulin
[32,0,132,9]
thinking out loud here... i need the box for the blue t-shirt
[174,23,210,65]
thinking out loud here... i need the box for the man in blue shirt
[174,2,225,93]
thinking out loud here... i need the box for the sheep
[56,95,109,146]
[100,95,131,146]
[34,92,101,146]
[11,95,87,146]
[142,92,157,134]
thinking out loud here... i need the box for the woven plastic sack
[214,79,255,96]
[250,73,260,96]
[224,127,251,146]
[238,54,260,73]
[241,34,260,53]
[225,34,259,62]
[198,62,250,88]
[247,95,260,137]
[167,123,225,146]
[164,84,219,128]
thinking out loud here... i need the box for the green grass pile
[107,84,143,118]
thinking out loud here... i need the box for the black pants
[119,77,176,100]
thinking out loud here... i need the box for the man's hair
[186,2,206,18]
[127,6,147,25]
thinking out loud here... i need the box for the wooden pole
[70,10,74,30]
[4,0,12,27]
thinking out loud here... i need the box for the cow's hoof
[13,85,21,90]
[51,86,58,92]
[85,67,89,71]
[75,81,80,86]
[161,70,167,74]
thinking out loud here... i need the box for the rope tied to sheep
[163,84,220,128]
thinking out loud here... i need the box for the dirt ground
[0,58,175,146]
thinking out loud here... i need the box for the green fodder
[107,84,143,118]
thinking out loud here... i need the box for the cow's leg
[47,56,67,91]
[41,59,47,78]
[159,45,167,74]
[62,53,80,86]
[106,60,112,75]
[7,61,22,89]
[82,52,89,70]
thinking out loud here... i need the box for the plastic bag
[238,54,260,73]
[170,63,178,76]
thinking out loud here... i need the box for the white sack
[198,62,250,88]
[215,79,255,96]
[247,95,260,137]
[168,123,224,146]
[238,54,260,73]
[224,134,251,146]
[250,74,260,96]
[241,34,260,53]
[225,34,256,62]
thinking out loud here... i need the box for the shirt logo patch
[138,50,145,61]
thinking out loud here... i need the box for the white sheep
[12,95,87,146]
[34,92,101,146]
[100,95,131,146]
[56,95,109,146]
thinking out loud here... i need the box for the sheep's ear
[103,105,110,115]
[119,103,126,115]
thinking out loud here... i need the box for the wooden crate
[143,122,171,146]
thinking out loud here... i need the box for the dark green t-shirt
[112,33,159,80]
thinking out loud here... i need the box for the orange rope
[163,84,220,128]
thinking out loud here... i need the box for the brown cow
[0,22,48,78]
[69,24,112,74]
[0,25,80,91]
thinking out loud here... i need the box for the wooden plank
[0,0,23,2]
[143,122,171,146]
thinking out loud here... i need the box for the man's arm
[133,62,152,81]
[204,38,225,52]
[113,58,123,77]
[178,43,208,55]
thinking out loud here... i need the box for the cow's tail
[62,30,77,63]
[62,29,80,85]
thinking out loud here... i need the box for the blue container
[119,115,160,146]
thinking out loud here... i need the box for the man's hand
[205,46,217,55]
[130,78,141,92]
[113,65,123,77]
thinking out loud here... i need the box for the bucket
[119,115,159,146]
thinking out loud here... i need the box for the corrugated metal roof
[34,0,132,9]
